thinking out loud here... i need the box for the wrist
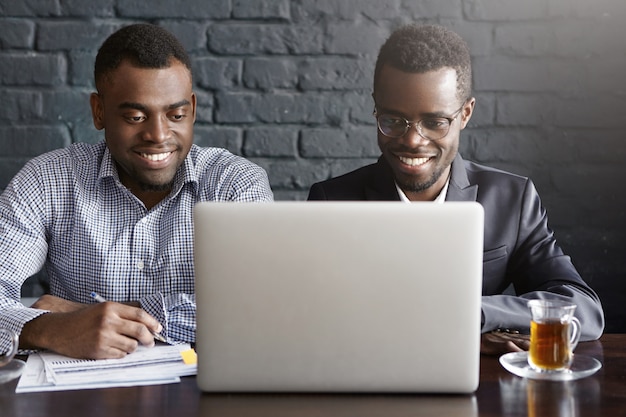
[20,312,56,350]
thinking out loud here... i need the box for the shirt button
[136,260,145,270]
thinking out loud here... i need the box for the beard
[387,141,458,196]
[396,165,447,193]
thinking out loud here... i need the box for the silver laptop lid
[194,202,484,393]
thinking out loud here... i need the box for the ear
[190,92,197,123]
[90,92,105,130]
[459,97,476,130]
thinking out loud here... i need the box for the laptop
[194,201,484,393]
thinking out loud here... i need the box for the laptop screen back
[194,201,484,393]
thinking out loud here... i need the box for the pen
[89,291,168,343]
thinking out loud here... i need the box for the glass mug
[527,299,581,372]
[0,328,18,366]
[0,328,20,383]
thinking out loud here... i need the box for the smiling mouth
[139,151,172,162]
[398,156,431,166]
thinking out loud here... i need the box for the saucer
[499,352,601,381]
[0,359,26,384]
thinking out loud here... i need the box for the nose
[401,122,430,146]
[142,116,170,143]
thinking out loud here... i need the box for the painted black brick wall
[1,0,625,332]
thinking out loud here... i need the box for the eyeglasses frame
[373,101,468,141]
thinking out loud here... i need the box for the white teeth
[398,156,430,166]
[141,152,171,161]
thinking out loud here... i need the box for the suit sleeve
[480,180,605,340]
[307,183,328,200]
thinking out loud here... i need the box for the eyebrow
[118,99,191,111]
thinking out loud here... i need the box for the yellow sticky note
[180,348,197,365]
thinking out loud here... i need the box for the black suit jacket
[308,154,604,340]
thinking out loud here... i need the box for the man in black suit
[308,24,604,354]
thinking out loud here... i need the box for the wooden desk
[1,334,625,417]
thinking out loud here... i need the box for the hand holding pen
[90,292,167,343]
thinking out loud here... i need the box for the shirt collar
[97,146,118,184]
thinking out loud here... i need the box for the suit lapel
[364,158,402,201]
[446,153,478,202]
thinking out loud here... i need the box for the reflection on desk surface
[199,394,478,417]
[498,374,601,417]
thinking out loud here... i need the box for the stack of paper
[15,343,197,393]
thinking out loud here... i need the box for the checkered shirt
[0,141,273,348]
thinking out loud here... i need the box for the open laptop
[194,201,484,393]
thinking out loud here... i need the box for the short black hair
[94,23,191,89]
[374,24,472,102]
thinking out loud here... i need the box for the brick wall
[1,0,625,332]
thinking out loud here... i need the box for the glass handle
[569,317,581,352]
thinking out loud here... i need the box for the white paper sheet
[16,343,196,393]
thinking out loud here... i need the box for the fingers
[53,302,161,358]
[480,331,530,356]
[505,340,525,353]
[83,334,139,359]
[126,304,163,335]
[123,319,156,348]
[96,302,161,348]
[21,301,165,359]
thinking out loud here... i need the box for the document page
[16,343,197,393]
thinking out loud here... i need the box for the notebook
[194,201,484,393]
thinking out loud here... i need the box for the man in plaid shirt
[0,24,273,359]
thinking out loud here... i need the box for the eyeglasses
[374,103,466,141]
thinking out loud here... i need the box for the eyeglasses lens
[378,116,450,140]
